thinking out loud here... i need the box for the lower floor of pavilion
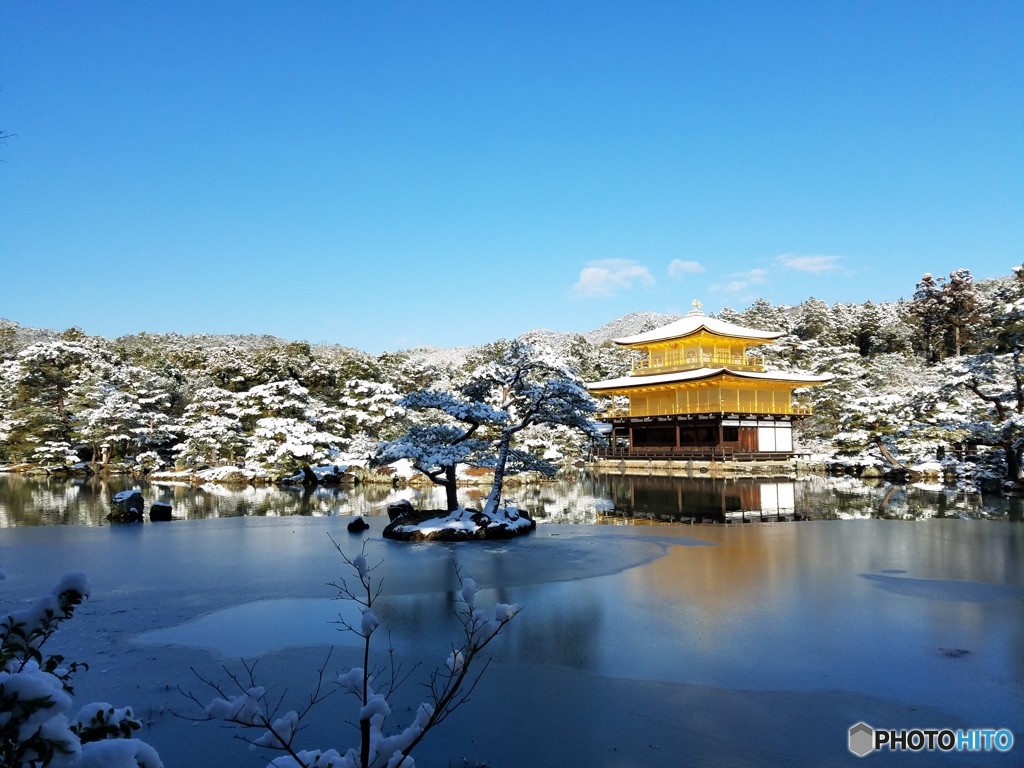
[594,413,801,461]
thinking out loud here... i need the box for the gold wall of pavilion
[602,380,812,417]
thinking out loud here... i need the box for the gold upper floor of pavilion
[616,307,782,376]
[586,306,832,419]
[631,343,767,375]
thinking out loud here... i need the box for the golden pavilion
[587,304,831,459]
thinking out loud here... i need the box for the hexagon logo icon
[849,722,874,757]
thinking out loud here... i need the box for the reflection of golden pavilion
[588,305,830,459]
[599,476,799,524]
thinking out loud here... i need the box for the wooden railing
[633,353,765,374]
[597,401,813,419]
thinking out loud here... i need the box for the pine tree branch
[965,379,1007,421]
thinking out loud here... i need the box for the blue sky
[1,1,1021,353]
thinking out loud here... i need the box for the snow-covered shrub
[190,542,521,768]
[336,379,404,442]
[0,572,162,767]
[244,417,343,477]
[172,386,246,468]
[133,451,164,474]
[30,440,80,468]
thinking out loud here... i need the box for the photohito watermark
[848,722,1014,757]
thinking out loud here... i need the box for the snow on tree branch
[188,543,520,768]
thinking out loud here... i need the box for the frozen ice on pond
[859,573,1024,602]
[134,598,358,656]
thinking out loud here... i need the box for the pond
[1,471,1022,527]
[1,472,1022,767]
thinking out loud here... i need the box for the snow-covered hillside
[396,311,683,370]
[3,264,1023,491]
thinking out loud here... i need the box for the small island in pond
[372,341,598,540]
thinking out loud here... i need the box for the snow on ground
[196,466,270,483]
[393,507,480,535]
[387,458,420,482]
[147,470,194,481]
[396,345,475,371]
[391,506,535,536]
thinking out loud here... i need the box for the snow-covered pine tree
[0,360,20,464]
[336,379,404,444]
[739,299,791,333]
[911,273,946,362]
[989,263,1024,353]
[794,297,835,343]
[373,389,506,512]
[942,268,989,357]
[0,323,15,360]
[464,342,602,520]
[911,270,990,361]
[173,386,246,468]
[236,381,345,476]
[715,306,744,324]
[944,352,1024,481]
[6,341,106,462]
[374,342,600,522]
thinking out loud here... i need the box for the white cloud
[571,259,654,298]
[667,260,705,280]
[775,253,846,274]
[710,268,769,295]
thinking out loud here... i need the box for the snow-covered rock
[109,490,145,521]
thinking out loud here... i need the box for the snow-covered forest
[2,264,1023,492]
